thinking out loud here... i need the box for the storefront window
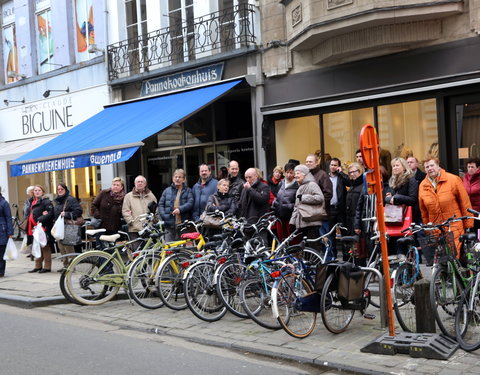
[456,102,480,175]
[156,123,183,147]
[147,149,184,199]
[323,108,373,167]
[216,140,254,177]
[215,97,253,141]
[185,146,215,186]
[36,1,55,74]
[185,107,213,145]
[275,115,320,167]
[377,98,438,175]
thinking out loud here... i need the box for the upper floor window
[36,0,55,74]
[125,0,147,73]
[2,1,18,83]
[74,0,95,62]
[168,0,194,63]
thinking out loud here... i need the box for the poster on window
[75,0,94,61]
[3,25,18,83]
[37,10,54,73]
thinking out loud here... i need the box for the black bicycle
[11,203,24,240]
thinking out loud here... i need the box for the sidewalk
[1,240,480,375]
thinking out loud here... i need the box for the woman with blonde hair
[384,157,419,256]
[267,165,284,197]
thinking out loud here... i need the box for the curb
[0,293,68,308]
[149,327,387,375]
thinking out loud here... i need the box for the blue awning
[10,79,242,177]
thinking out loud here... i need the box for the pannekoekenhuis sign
[140,63,224,97]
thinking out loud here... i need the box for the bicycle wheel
[215,261,248,318]
[156,252,191,310]
[455,279,480,351]
[320,273,355,333]
[430,266,464,338]
[127,253,164,309]
[65,251,123,306]
[239,277,281,330]
[274,274,317,338]
[393,263,421,332]
[184,261,227,322]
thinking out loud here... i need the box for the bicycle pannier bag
[314,263,328,291]
[337,264,365,301]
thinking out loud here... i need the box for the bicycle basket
[423,231,456,259]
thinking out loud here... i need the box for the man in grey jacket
[192,164,218,221]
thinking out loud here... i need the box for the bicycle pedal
[363,313,376,320]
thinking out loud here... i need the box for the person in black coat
[384,157,419,256]
[0,187,14,277]
[53,183,83,270]
[407,156,427,184]
[227,160,244,204]
[328,157,349,259]
[203,179,237,236]
[237,168,271,224]
[27,185,54,273]
[272,163,298,240]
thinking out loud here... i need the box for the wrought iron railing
[107,4,256,81]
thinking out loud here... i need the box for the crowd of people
[1,151,479,277]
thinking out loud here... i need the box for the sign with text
[140,63,224,97]
[0,85,109,142]
[10,146,139,177]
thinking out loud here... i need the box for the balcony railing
[107,4,256,81]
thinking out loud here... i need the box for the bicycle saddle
[85,229,106,236]
[99,234,121,242]
[181,232,201,240]
[396,236,415,247]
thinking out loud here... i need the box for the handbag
[19,218,28,232]
[62,224,82,246]
[384,204,404,223]
[297,203,326,222]
[200,197,223,229]
[63,200,85,226]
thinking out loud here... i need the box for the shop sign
[0,85,109,142]
[10,146,138,177]
[140,63,224,97]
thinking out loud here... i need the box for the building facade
[0,0,109,216]
[260,0,480,175]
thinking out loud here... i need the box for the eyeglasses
[348,170,360,175]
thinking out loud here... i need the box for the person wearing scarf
[27,185,54,273]
[267,165,284,197]
[122,175,157,243]
[53,183,83,271]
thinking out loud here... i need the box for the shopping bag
[19,235,30,254]
[31,240,41,259]
[3,238,18,261]
[51,216,65,240]
[33,223,47,247]
[384,204,404,223]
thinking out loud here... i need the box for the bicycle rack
[359,266,387,328]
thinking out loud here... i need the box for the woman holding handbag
[53,183,83,271]
[384,157,419,257]
[27,185,54,273]
[0,186,14,277]
[203,179,237,235]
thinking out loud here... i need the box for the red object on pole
[359,124,395,336]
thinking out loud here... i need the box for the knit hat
[294,164,309,176]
